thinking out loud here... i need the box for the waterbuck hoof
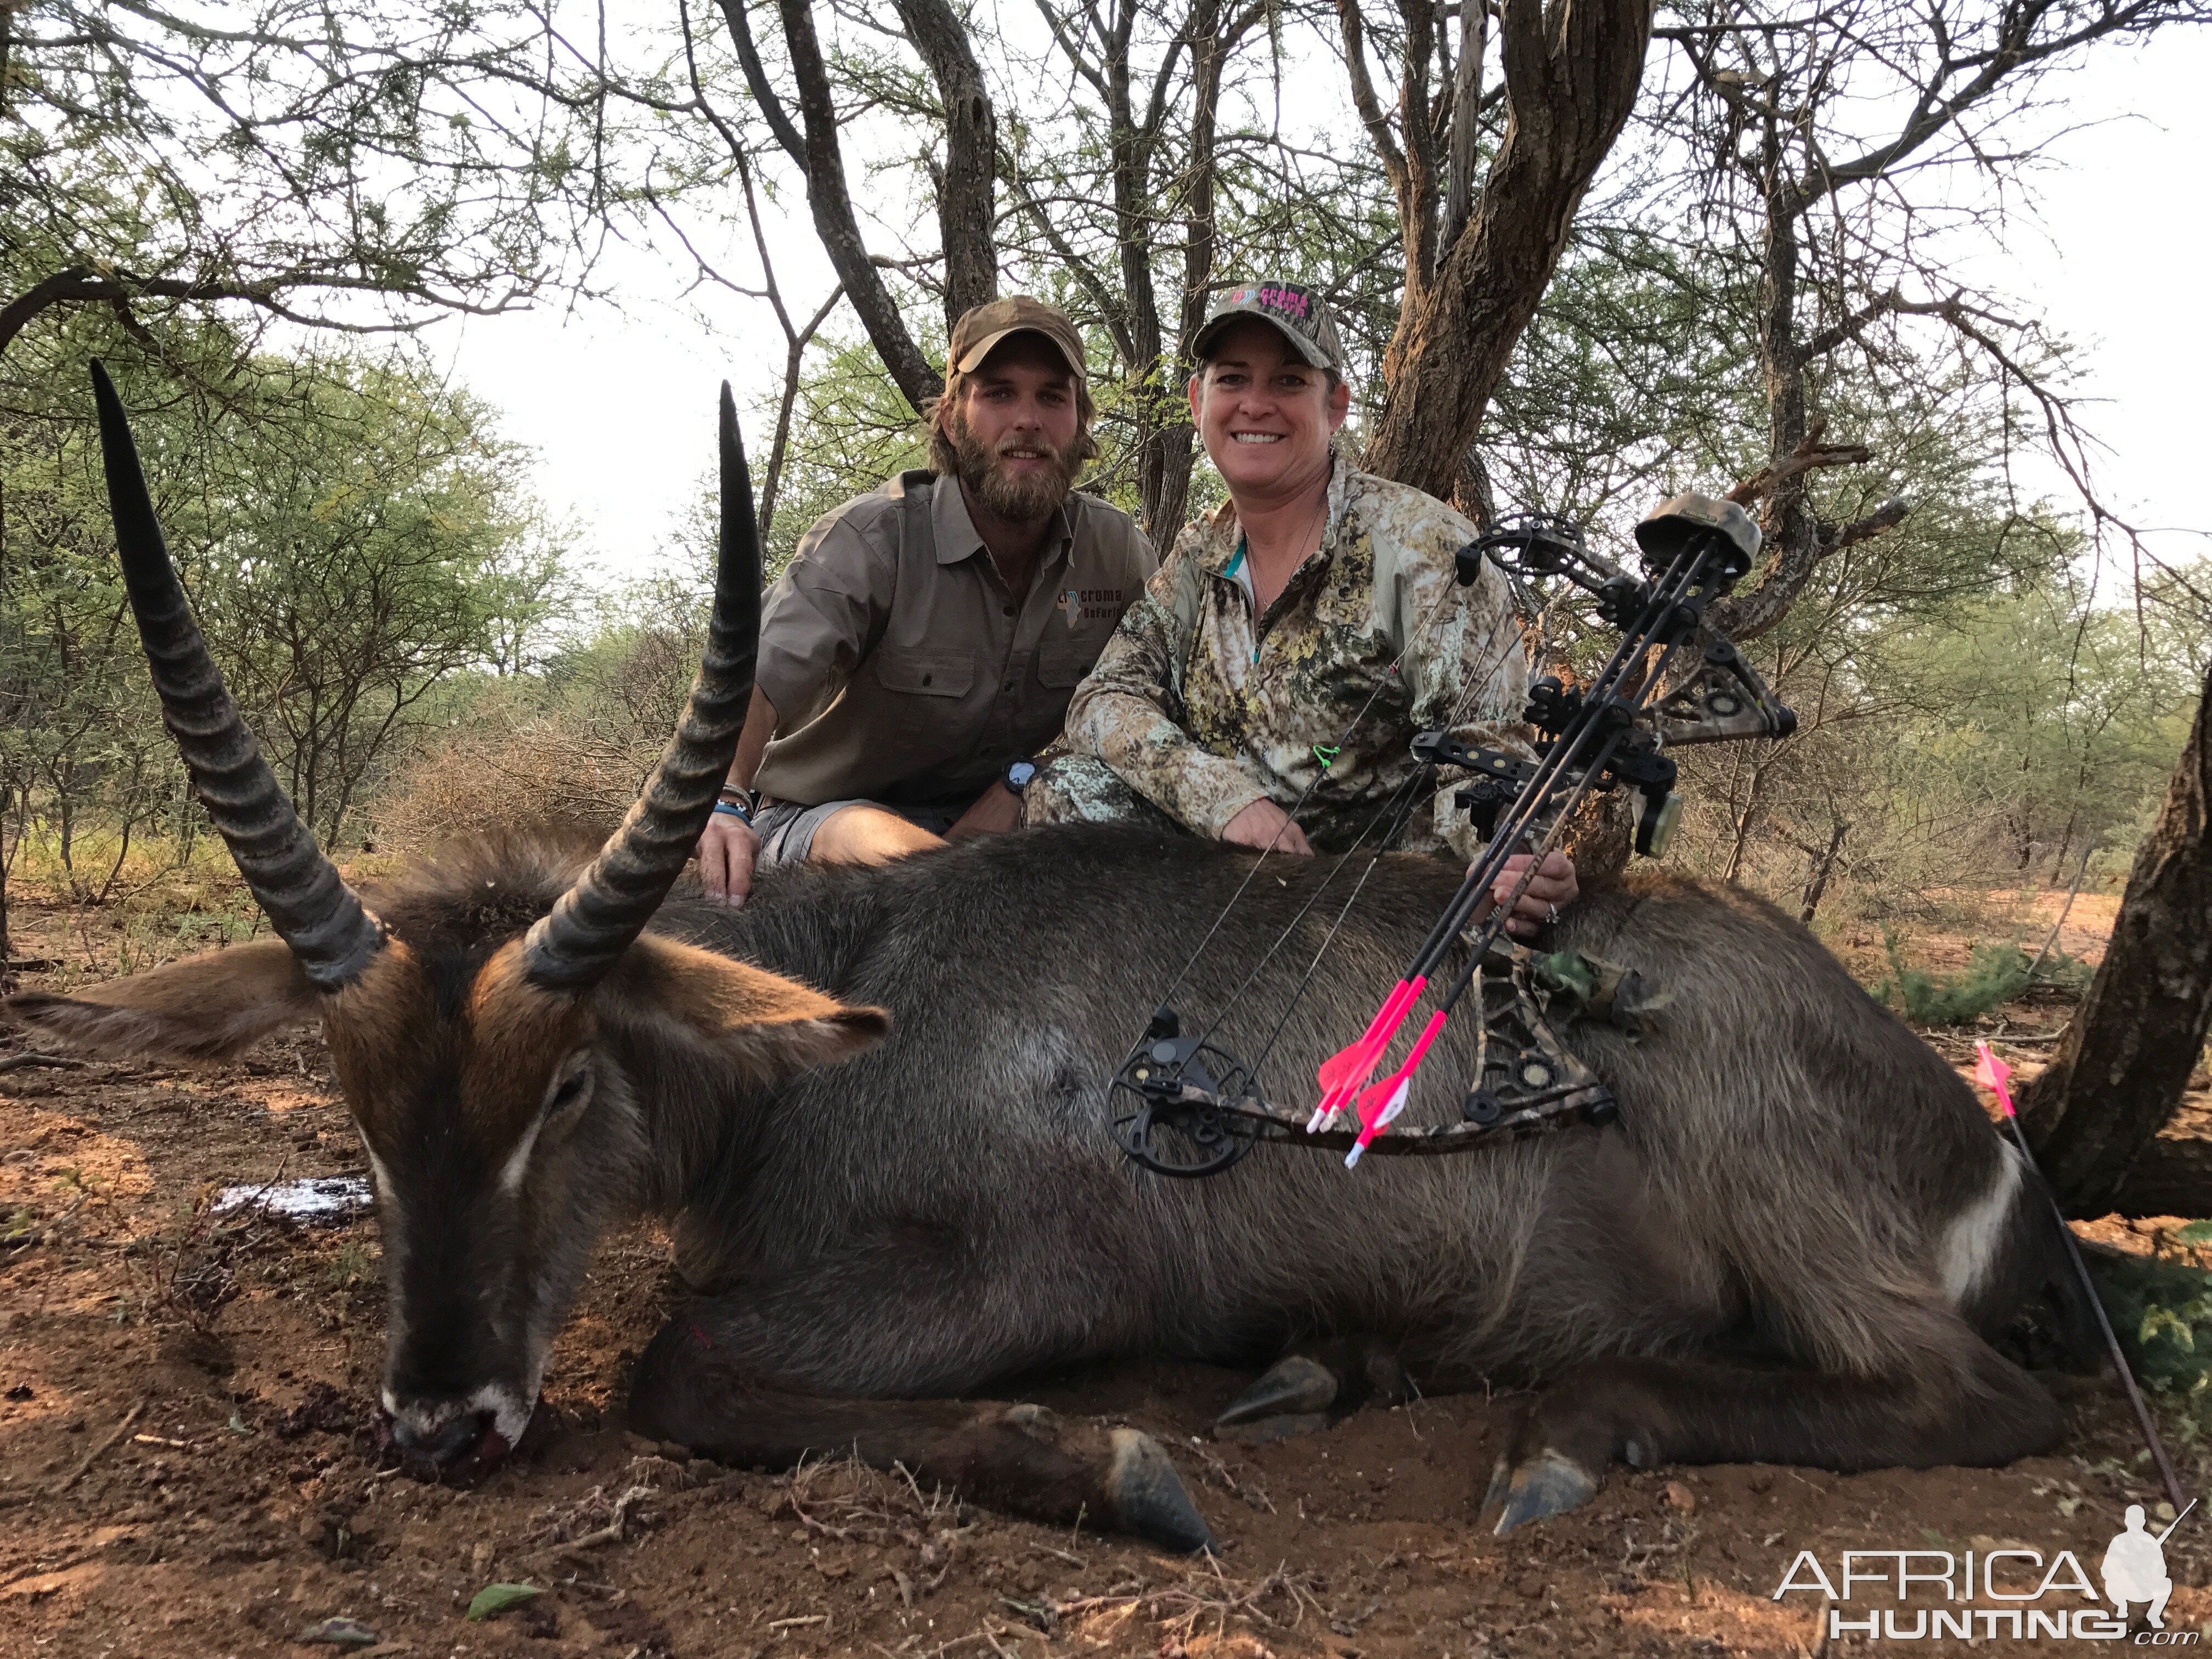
[1216,1355,1338,1428]
[1489,1449,1598,1535]
[1105,1427,1216,1554]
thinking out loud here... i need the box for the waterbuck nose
[390,1408,485,1464]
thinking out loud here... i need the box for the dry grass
[370,716,653,853]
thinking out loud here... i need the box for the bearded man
[695,296,1155,903]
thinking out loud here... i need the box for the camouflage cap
[949,296,1088,383]
[1190,278,1346,375]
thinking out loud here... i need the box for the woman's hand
[1222,797,1313,856]
[697,811,763,907]
[1482,849,1579,939]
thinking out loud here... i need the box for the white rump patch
[1940,1139,2025,1306]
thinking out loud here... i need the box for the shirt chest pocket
[871,648,977,736]
[874,646,976,698]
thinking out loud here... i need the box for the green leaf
[465,1583,540,1621]
[2171,1221,2212,1245]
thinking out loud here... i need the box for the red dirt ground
[4,895,2209,1658]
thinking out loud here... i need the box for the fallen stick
[0,1053,87,1076]
[526,1485,651,1564]
[56,1400,145,1493]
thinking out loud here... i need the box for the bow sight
[1114,493,1797,1178]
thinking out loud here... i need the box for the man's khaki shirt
[1063,459,1531,860]
[752,470,1156,808]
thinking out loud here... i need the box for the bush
[2084,1246,2212,1440]
[1876,930,2033,1025]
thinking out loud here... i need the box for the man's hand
[1482,849,1579,939]
[697,811,763,907]
[1222,797,1313,856]
[946,781,1024,840]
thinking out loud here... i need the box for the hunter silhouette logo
[2105,1500,2193,1629]
[1771,1500,2198,1642]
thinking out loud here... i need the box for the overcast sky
[425,27,2212,590]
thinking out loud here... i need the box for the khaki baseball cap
[1190,278,1346,374]
[949,296,1088,383]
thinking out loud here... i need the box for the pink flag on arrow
[1973,1041,2017,1118]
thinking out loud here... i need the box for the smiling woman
[1028,277,1580,938]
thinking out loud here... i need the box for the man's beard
[951,422,1081,521]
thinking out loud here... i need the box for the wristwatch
[1004,759,1037,795]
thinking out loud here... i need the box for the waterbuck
[4,370,2084,1551]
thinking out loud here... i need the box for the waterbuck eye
[544,1069,590,1119]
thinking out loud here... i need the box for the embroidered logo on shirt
[1058,588,1125,627]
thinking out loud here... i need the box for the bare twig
[55,1400,146,1493]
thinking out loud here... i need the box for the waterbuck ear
[602,935,889,1087]
[2,938,318,1061]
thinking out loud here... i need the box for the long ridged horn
[89,361,385,990]
[522,385,761,989]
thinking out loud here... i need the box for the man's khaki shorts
[751,797,965,868]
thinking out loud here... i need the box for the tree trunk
[1360,0,1655,498]
[2103,1133,2212,1221]
[2022,657,2212,1216]
[1334,0,1442,354]
[1799,817,1849,924]
[1441,0,1488,255]
[0,785,13,969]
[751,0,944,415]
[1139,0,1232,542]
[894,0,998,330]
[1706,108,1818,645]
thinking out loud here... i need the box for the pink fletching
[1353,1011,1448,1130]
[1342,1011,1450,1169]
[1317,979,1412,1091]
[1972,1040,2018,1117]
[1313,976,1426,1124]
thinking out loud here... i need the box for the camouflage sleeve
[1063,537,1276,839]
[1394,511,1536,864]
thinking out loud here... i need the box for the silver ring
[1545,904,1560,926]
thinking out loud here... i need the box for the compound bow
[1114,494,1796,1177]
